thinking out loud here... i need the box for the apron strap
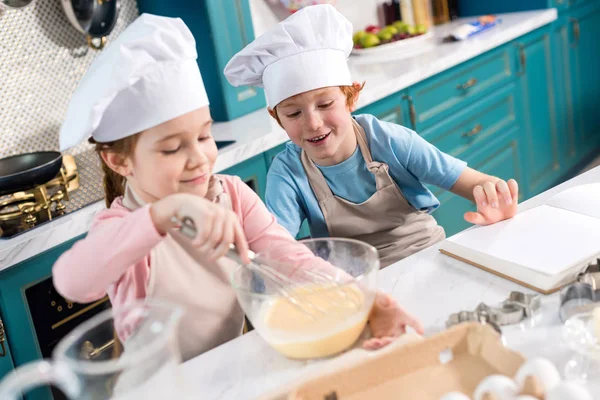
[352,119,395,191]
[300,118,396,201]
[301,149,335,201]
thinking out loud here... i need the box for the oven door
[0,235,111,400]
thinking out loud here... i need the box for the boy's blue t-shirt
[265,114,467,238]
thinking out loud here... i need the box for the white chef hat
[224,4,353,108]
[59,13,209,151]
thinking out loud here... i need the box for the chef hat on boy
[59,13,209,151]
[223,4,353,108]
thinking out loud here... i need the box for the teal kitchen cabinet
[137,0,266,122]
[406,46,514,132]
[354,92,407,125]
[0,235,111,400]
[568,2,600,157]
[431,128,522,236]
[222,153,268,200]
[513,28,562,198]
[551,14,581,173]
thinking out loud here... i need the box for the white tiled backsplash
[249,0,387,37]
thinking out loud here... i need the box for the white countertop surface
[0,9,558,270]
[179,165,600,399]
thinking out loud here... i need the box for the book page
[545,183,600,219]
[447,205,600,275]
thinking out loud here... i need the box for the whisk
[171,215,363,318]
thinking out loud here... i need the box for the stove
[0,155,80,239]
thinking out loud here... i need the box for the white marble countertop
[179,166,600,399]
[0,9,558,270]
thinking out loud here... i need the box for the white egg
[514,357,561,393]
[473,375,518,400]
[546,382,593,400]
[440,392,471,400]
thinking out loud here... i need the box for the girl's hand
[150,193,250,263]
[363,292,424,350]
[464,179,519,225]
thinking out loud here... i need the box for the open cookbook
[439,183,600,294]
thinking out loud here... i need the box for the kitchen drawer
[430,127,522,236]
[408,46,514,131]
[420,82,518,158]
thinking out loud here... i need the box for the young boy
[224,4,519,268]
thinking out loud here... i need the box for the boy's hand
[464,178,519,225]
[363,292,424,350]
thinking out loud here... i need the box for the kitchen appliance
[0,300,185,400]
[0,155,80,239]
[61,0,119,50]
[0,0,33,9]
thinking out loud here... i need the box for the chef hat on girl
[59,13,209,151]
[223,4,353,108]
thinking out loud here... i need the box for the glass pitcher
[0,299,185,399]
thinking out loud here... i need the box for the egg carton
[442,358,592,400]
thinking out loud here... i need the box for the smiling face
[103,107,218,203]
[273,86,358,166]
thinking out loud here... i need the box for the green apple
[377,29,393,41]
[383,25,399,35]
[415,24,427,34]
[406,25,417,35]
[393,21,409,33]
[353,31,367,45]
[359,33,381,48]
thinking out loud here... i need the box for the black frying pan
[0,152,63,196]
[61,0,119,50]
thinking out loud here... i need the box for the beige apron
[122,180,244,362]
[301,120,445,268]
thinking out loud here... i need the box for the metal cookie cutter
[446,309,502,334]
[476,302,526,326]
[501,291,541,318]
[559,281,600,323]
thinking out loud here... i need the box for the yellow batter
[261,284,370,359]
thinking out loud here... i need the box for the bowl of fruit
[351,20,433,58]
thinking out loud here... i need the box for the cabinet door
[514,29,561,198]
[569,3,600,157]
[0,236,85,400]
[431,129,522,237]
[354,93,406,126]
[221,153,268,200]
[551,16,580,173]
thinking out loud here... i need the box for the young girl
[224,4,520,268]
[52,13,423,362]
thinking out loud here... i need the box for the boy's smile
[274,86,358,166]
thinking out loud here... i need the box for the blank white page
[545,183,600,219]
[447,205,600,275]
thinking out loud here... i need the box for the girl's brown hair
[90,135,139,207]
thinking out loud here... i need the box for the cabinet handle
[570,18,580,48]
[402,95,418,129]
[0,320,6,357]
[514,43,527,76]
[461,124,483,138]
[456,78,478,90]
